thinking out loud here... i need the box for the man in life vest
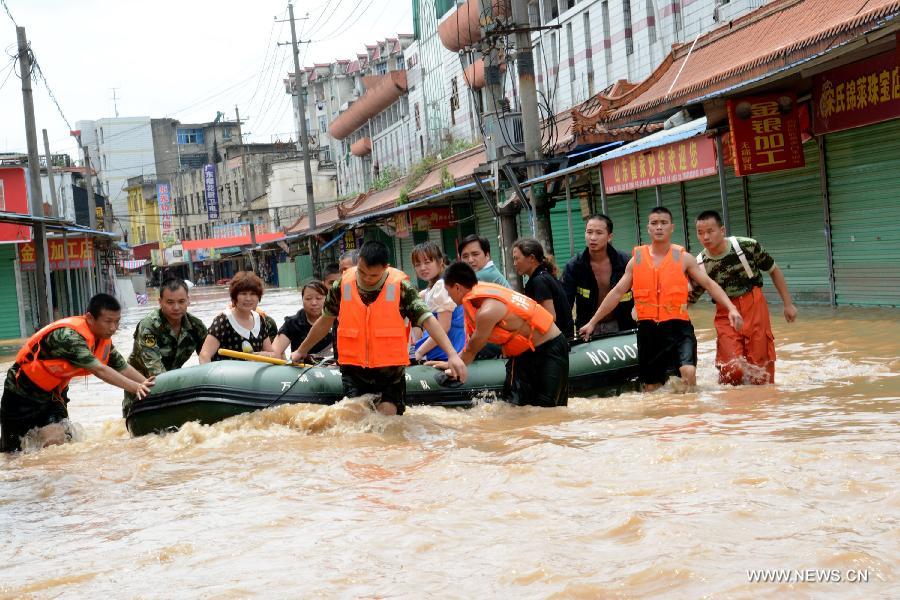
[294,241,467,416]
[578,207,744,391]
[436,261,569,407]
[1,294,155,452]
[691,210,797,385]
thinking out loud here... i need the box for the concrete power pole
[234,105,259,272]
[511,0,552,254]
[480,0,521,289]
[42,129,59,218]
[17,26,52,326]
[288,1,320,278]
[81,144,97,297]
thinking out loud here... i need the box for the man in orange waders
[295,241,467,416]
[435,261,568,407]
[691,210,798,385]
[578,207,744,391]
[1,294,155,452]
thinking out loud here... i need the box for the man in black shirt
[561,214,635,334]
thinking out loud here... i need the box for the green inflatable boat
[126,332,639,436]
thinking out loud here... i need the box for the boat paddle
[217,348,312,367]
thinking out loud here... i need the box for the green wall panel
[825,118,900,306]
[0,245,21,339]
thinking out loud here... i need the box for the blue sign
[203,164,219,220]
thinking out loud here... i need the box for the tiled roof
[581,0,900,125]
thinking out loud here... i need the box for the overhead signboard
[602,136,717,194]
[727,92,805,176]
[813,49,900,134]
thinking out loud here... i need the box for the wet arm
[86,362,152,397]
[458,299,505,364]
[768,266,798,322]
[197,334,220,364]
[415,311,452,357]
[296,315,337,357]
[584,262,634,328]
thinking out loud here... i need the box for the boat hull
[126,332,639,436]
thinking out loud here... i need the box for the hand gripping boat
[126,332,639,436]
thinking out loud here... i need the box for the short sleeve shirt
[689,237,775,302]
[207,311,277,360]
[421,279,457,313]
[524,265,575,337]
[278,309,333,353]
[4,326,127,404]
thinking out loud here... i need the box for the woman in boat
[410,242,467,363]
[265,280,334,359]
[198,271,277,363]
[512,238,575,339]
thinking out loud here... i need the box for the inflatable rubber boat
[126,332,639,436]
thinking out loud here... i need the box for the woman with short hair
[198,271,276,363]
[265,280,334,360]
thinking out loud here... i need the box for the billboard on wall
[601,137,718,195]
[813,49,900,134]
[18,237,94,270]
[727,92,805,177]
[203,164,219,220]
[157,183,173,234]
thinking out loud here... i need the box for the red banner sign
[813,50,900,134]
[410,206,453,231]
[0,167,32,242]
[18,237,94,271]
[602,136,717,194]
[727,92,805,176]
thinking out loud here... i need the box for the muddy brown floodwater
[1,287,897,598]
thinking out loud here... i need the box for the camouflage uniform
[123,309,207,416]
[688,237,775,303]
[323,271,432,414]
[1,327,127,452]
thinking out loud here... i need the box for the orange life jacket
[336,266,411,368]
[14,316,113,393]
[632,244,691,322]
[461,283,555,357]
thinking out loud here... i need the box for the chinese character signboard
[203,164,219,220]
[602,137,717,194]
[18,237,94,271]
[813,50,900,134]
[157,183,173,234]
[410,206,453,231]
[394,212,411,238]
[727,92,805,176]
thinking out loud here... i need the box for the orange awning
[182,231,285,251]
[438,0,510,52]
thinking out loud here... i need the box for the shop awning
[0,211,118,238]
[521,117,709,188]
[182,231,286,251]
[119,259,148,270]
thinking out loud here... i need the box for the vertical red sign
[727,92,805,176]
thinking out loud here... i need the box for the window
[602,1,613,66]
[396,55,405,70]
[584,12,595,97]
[414,103,421,131]
[0,180,6,211]
[99,127,104,144]
[319,115,328,133]
[375,61,388,75]
[177,128,205,144]
[566,22,576,101]
[450,77,459,125]
[646,0,657,43]
[624,0,634,56]
[222,128,232,140]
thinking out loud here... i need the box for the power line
[0,0,17,26]
[31,56,72,131]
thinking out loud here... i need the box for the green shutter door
[0,245,21,339]
[474,199,500,255]
[550,197,582,267]
[825,118,900,306]
[442,201,477,260]
[683,170,747,247]
[746,141,830,303]
[397,234,417,281]
[605,193,639,253]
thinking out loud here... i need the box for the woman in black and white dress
[198,271,276,363]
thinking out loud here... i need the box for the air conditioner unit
[483,112,524,162]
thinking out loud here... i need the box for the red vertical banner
[727,92,805,176]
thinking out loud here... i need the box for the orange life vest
[461,283,554,357]
[336,266,411,368]
[632,244,691,322]
[14,316,113,393]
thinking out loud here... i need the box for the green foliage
[397,155,438,205]
[440,165,454,190]
[442,138,477,157]
[373,165,402,191]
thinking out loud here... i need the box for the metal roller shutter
[605,193,640,253]
[0,245,21,339]
[746,141,830,303]
[550,197,582,267]
[474,198,501,260]
[825,118,900,306]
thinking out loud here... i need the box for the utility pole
[287,1,319,277]
[480,0,521,289]
[82,144,97,297]
[235,105,259,272]
[42,129,59,218]
[17,26,52,326]
[511,0,552,254]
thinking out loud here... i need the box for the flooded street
[1,287,897,598]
